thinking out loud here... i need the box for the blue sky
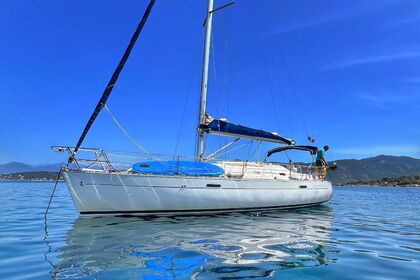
[1,0,419,165]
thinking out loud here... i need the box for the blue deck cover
[132,160,224,177]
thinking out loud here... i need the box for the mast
[196,0,214,161]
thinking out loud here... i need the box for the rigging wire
[248,141,260,162]
[105,105,184,173]
[210,7,237,159]
[104,105,179,169]
[262,3,312,141]
[211,33,220,108]
[104,105,156,159]
[268,47,296,139]
[246,140,254,161]
[279,51,311,138]
[223,5,235,160]
[211,31,224,152]
[255,9,294,139]
[173,62,198,158]
[227,4,235,117]
[210,141,251,160]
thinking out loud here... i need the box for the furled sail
[201,116,295,145]
[70,0,156,161]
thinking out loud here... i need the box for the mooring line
[43,167,63,279]
[44,168,63,219]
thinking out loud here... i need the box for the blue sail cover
[205,119,295,145]
[132,160,224,177]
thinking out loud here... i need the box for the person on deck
[316,145,329,179]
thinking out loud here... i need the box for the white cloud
[333,145,420,159]
[274,13,345,34]
[326,52,420,70]
[389,13,420,27]
[273,0,398,34]
[360,92,418,108]
[405,77,420,83]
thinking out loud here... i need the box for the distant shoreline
[0,171,63,182]
[337,176,420,187]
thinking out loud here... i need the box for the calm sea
[0,182,419,279]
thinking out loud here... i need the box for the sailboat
[53,0,333,215]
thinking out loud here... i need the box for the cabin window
[206,184,221,188]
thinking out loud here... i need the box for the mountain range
[0,162,61,174]
[327,155,420,184]
[1,155,420,185]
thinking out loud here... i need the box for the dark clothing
[316,160,324,167]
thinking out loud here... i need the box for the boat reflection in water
[54,206,335,279]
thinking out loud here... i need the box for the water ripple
[0,183,419,279]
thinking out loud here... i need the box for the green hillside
[328,155,420,185]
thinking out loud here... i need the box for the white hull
[63,170,332,215]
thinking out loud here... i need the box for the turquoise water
[0,183,419,279]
